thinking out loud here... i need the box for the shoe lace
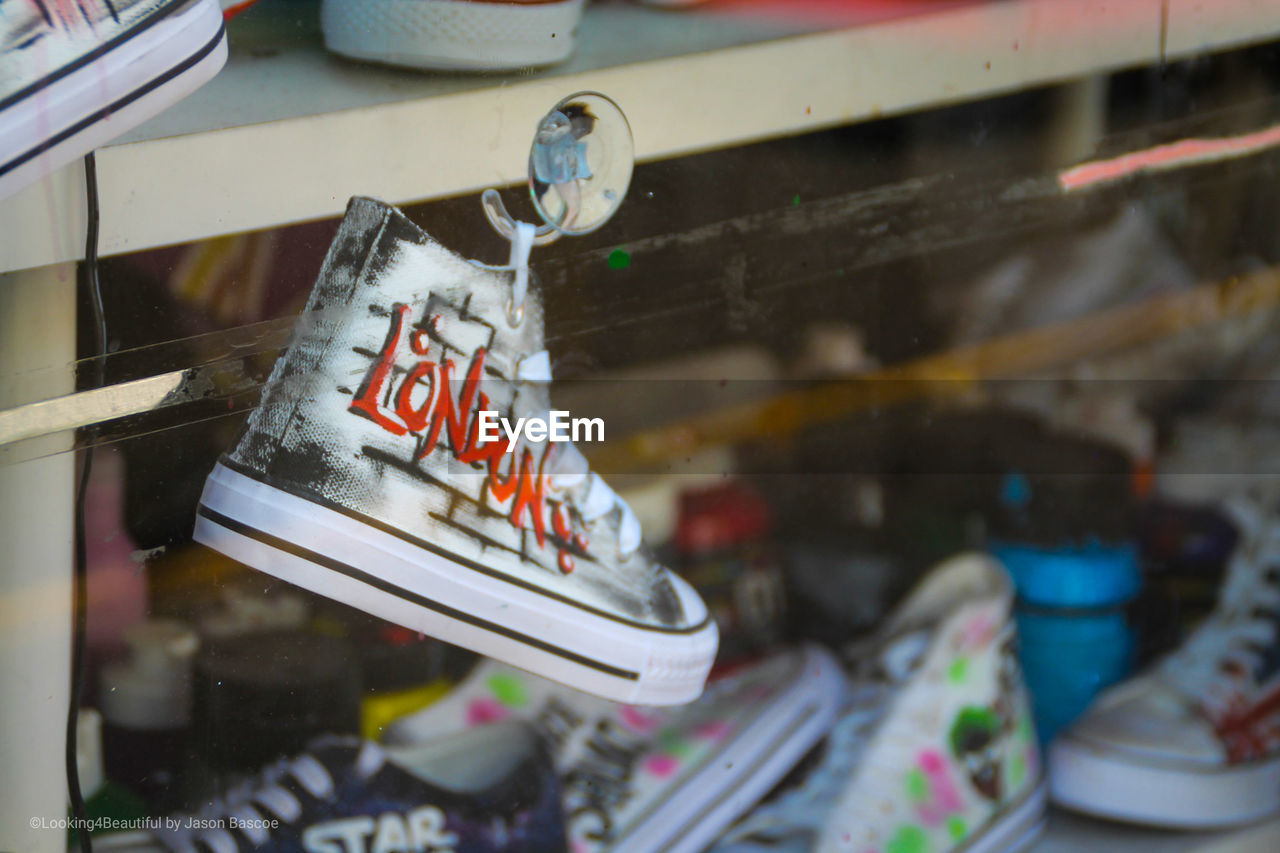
[154,742,384,853]
[476,220,643,560]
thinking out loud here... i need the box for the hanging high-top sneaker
[1051,494,1280,828]
[194,197,717,705]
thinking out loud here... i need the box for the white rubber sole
[1050,735,1280,828]
[0,0,227,201]
[321,0,585,71]
[194,462,718,705]
[623,645,847,853]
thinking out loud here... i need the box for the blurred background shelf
[3,0,1280,274]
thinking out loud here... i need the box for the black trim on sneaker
[0,19,226,180]
[216,455,713,636]
[196,504,642,682]
[0,0,198,112]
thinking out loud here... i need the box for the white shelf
[1036,811,1280,853]
[2,0,1279,274]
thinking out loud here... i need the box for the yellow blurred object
[361,679,454,742]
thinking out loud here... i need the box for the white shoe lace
[475,222,644,559]
[154,742,385,853]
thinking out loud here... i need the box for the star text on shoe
[301,806,457,853]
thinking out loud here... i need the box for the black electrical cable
[68,151,104,853]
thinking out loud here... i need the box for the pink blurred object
[86,449,148,657]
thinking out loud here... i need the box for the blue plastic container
[990,540,1141,742]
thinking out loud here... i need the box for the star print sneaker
[321,0,585,71]
[1050,494,1280,828]
[94,722,569,852]
[716,554,1046,853]
[0,0,227,200]
[385,645,847,852]
[194,196,717,705]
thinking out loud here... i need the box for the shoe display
[94,722,569,852]
[1050,494,1280,828]
[386,645,847,852]
[0,0,228,200]
[716,554,1046,853]
[321,0,586,71]
[194,196,718,705]
[8,0,1280,844]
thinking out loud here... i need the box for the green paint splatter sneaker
[385,645,847,852]
[715,554,1046,853]
[194,197,717,705]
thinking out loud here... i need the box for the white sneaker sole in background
[194,462,718,705]
[620,645,846,853]
[0,0,227,201]
[1050,735,1280,828]
[321,0,585,71]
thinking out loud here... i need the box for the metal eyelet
[506,297,525,328]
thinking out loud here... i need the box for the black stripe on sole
[1,0,197,112]
[0,20,226,180]
[217,456,712,636]
[196,504,642,682]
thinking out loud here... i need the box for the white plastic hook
[482,189,563,247]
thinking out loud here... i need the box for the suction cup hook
[483,92,635,246]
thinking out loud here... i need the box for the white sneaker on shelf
[0,0,227,200]
[194,196,718,705]
[386,645,847,853]
[1051,494,1280,828]
[321,0,585,71]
